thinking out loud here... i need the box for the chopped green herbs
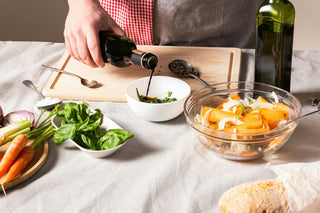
[236,105,244,119]
[136,88,177,103]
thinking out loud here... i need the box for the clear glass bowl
[184,81,302,160]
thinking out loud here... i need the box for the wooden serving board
[0,139,48,190]
[42,46,241,102]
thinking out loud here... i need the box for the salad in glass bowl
[184,81,301,160]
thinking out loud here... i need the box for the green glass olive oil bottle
[99,31,158,70]
[254,0,295,92]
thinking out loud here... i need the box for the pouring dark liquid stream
[144,68,155,100]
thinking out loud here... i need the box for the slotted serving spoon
[42,64,98,88]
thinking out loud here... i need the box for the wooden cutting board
[42,46,241,102]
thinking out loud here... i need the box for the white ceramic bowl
[52,114,130,158]
[125,76,191,122]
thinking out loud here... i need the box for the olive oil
[254,0,295,92]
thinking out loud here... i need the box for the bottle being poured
[99,31,158,99]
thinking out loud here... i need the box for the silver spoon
[279,104,320,128]
[41,64,98,88]
[22,80,61,110]
[168,59,211,87]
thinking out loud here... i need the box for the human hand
[64,0,126,67]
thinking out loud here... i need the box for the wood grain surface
[42,46,241,102]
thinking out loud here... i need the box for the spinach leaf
[80,133,97,150]
[54,123,78,144]
[57,102,90,124]
[78,117,90,131]
[81,117,101,132]
[75,102,90,122]
[89,109,102,123]
[98,129,134,149]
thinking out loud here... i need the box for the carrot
[0,153,4,161]
[272,102,290,114]
[201,107,236,123]
[201,106,213,117]
[244,112,264,129]
[2,126,55,183]
[222,120,270,135]
[3,146,34,183]
[0,134,28,179]
[209,108,235,123]
[257,96,269,103]
[257,108,288,129]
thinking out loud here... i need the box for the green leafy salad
[53,102,133,150]
[136,88,177,103]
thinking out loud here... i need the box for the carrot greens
[27,104,62,148]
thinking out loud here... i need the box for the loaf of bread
[219,180,290,213]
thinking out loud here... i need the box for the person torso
[100,0,264,48]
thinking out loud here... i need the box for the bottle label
[131,49,157,69]
[132,49,145,56]
[131,50,147,68]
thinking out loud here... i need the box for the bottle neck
[130,49,158,70]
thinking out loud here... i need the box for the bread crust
[219,180,290,213]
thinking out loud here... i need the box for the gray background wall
[0,0,68,42]
[0,0,318,50]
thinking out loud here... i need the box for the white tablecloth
[0,41,320,212]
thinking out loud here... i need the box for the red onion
[2,110,35,128]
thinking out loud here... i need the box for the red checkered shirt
[99,0,154,45]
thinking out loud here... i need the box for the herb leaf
[98,129,134,149]
[136,88,177,103]
[136,88,144,102]
[54,123,78,144]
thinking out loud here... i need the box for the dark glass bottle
[254,0,295,92]
[99,31,158,69]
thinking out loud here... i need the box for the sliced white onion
[271,91,279,103]
[218,117,243,130]
[202,108,212,127]
[250,101,273,110]
[222,99,242,112]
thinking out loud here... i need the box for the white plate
[51,114,130,158]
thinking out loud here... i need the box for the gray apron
[153,0,264,48]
